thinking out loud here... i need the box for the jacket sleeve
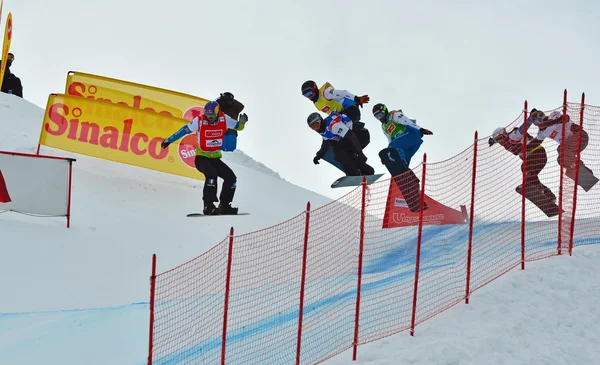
[392,111,423,130]
[324,85,356,105]
[316,139,332,158]
[224,114,247,131]
[165,117,197,143]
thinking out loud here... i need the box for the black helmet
[372,103,388,122]
[307,112,323,129]
[301,80,318,101]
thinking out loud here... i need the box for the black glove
[161,139,170,149]
[488,137,496,147]
[419,128,433,135]
[313,155,321,165]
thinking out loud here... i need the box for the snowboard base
[331,174,384,188]
[187,213,250,217]
[516,184,560,218]
[566,165,598,192]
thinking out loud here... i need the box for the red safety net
[148,92,600,365]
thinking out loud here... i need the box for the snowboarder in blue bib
[307,111,375,176]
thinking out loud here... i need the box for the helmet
[307,112,323,130]
[301,80,318,100]
[203,101,220,123]
[204,101,220,115]
[492,127,506,139]
[372,103,388,121]
[548,110,562,120]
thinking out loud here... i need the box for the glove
[238,113,248,124]
[488,137,496,147]
[354,95,370,107]
[419,128,433,135]
[313,155,320,165]
[161,139,170,149]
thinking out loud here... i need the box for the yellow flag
[0,12,12,91]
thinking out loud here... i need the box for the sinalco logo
[177,134,198,169]
[177,106,206,169]
[183,106,205,122]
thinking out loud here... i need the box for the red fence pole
[66,159,74,228]
[521,101,528,270]
[147,254,157,365]
[352,176,368,360]
[557,89,568,255]
[410,153,427,336]
[296,202,311,365]
[222,227,234,365]
[465,132,478,304]
[569,93,586,255]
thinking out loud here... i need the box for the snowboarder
[523,110,597,191]
[489,126,559,217]
[160,101,248,215]
[302,80,371,166]
[308,111,375,177]
[372,103,433,212]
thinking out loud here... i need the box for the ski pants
[557,129,589,169]
[194,156,237,206]
[520,147,555,201]
[388,128,424,165]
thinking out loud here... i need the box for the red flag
[382,179,466,228]
[0,169,11,203]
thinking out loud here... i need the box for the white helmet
[548,110,562,120]
[492,127,506,139]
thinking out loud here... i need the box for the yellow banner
[0,12,12,91]
[64,71,211,120]
[39,94,206,180]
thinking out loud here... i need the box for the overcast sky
[4,0,600,199]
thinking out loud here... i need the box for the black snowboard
[187,213,250,217]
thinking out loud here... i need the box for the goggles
[303,89,316,99]
[308,120,320,131]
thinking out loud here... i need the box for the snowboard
[331,173,384,188]
[565,164,599,192]
[187,213,250,217]
[515,184,560,218]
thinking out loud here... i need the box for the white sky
[4,0,600,198]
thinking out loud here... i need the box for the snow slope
[1,93,599,365]
[0,92,332,313]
